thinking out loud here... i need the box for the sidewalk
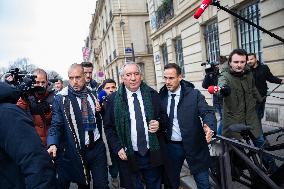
[179,163,197,189]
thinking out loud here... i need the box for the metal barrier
[216,135,283,189]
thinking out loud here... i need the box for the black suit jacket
[103,84,166,171]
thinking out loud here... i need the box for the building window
[137,62,145,77]
[161,44,168,65]
[236,3,262,62]
[112,27,116,52]
[175,37,185,75]
[155,0,174,28]
[205,20,220,64]
[145,21,153,54]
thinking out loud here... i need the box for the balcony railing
[155,0,174,29]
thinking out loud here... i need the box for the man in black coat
[248,53,284,120]
[103,62,165,189]
[47,64,109,189]
[0,82,56,189]
[159,63,216,189]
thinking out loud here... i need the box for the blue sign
[155,54,160,62]
[125,47,132,53]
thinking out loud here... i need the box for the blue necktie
[169,94,176,130]
[132,93,148,156]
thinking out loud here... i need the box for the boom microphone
[193,0,212,19]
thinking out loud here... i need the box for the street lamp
[120,19,126,62]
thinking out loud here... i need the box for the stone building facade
[86,0,157,88]
[147,0,284,126]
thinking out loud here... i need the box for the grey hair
[68,63,84,75]
[119,61,142,76]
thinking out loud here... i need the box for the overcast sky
[0,0,96,79]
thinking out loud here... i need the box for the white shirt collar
[125,86,141,97]
[168,85,181,97]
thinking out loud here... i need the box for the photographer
[202,56,227,135]
[0,82,56,189]
[17,68,55,146]
[4,73,14,86]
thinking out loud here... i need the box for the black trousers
[118,151,161,189]
[56,139,109,189]
[256,99,266,120]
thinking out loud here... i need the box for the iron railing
[155,0,174,29]
[216,135,283,189]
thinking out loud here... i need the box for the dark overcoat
[0,82,56,189]
[159,80,217,174]
[47,87,103,185]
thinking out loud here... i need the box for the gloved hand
[220,85,231,97]
[29,100,50,115]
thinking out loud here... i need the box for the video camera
[6,68,45,96]
[201,61,219,75]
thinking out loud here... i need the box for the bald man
[47,64,109,189]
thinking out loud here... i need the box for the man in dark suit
[159,63,216,189]
[103,62,164,189]
[47,64,109,189]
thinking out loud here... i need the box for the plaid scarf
[68,85,96,131]
[114,82,160,156]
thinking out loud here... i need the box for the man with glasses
[103,62,164,189]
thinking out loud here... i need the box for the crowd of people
[0,48,283,189]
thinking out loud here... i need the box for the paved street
[70,175,118,189]
[68,124,284,189]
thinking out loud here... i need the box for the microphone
[208,85,231,96]
[98,89,107,104]
[193,0,212,19]
[208,85,220,94]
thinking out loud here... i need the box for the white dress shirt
[125,87,149,151]
[76,94,100,145]
[167,86,182,141]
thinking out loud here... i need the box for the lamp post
[120,19,126,62]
